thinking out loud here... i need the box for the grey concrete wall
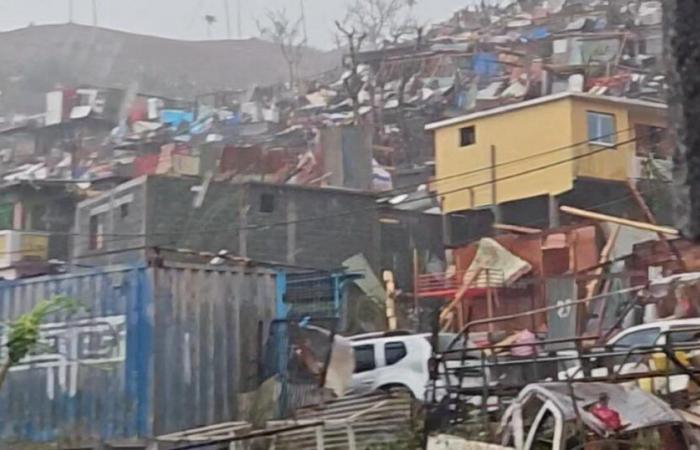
[73,176,148,267]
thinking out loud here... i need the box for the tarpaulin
[472,52,501,77]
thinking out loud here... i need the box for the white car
[560,318,700,392]
[348,331,472,400]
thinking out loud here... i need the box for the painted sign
[0,315,126,399]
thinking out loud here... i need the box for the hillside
[0,23,340,114]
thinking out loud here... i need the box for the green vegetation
[0,296,79,391]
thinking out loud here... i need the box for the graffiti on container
[0,315,126,399]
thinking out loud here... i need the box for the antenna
[223,0,232,39]
[68,0,74,23]
[91,0,97,26]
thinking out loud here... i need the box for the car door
[350,343,381,394]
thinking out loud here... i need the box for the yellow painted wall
[570,98,633,181]
[433,96,667,214]
[434,98,576,214]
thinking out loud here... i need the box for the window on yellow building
[587,112,616,146]
[460,126,476,147]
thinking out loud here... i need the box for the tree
[342,0,417,49]
[204,14,217,38]
[0,297,79,391]
[335,21,368,124]
[258,9,307,90]
[336,0,418,127]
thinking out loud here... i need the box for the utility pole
[236,0,243,37]
[666,0,700,241]
[68,0,74,23]
[223,0,232,39]
[300,0,308,43]
[91,0,97,27]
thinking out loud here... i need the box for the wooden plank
[560,205,679,235]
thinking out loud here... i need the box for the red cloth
[591,404,622,431]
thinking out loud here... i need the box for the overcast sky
[0,0,470,49]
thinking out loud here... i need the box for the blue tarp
[472,52,501,77]
[160,109,194,128]
[523,26,550,41]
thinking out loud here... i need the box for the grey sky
[0,0,470,49]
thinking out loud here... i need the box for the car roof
[625,318,700,331]
[348,331,455,344]
[610,318,700,340]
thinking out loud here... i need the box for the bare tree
[335,21,368,124]
[258,9,307,90]
[343,0,417,49]
[204,14,217,38]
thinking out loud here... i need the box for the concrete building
[73,176,443,291]
[426,92,669,245]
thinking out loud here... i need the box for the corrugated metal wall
[0,263,277,445]
[0,265,151,443]
[150,263,276,435]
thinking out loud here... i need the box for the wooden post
[486,269,495,333]
[549,195,560,228]
[491,145,502,222]
[412,248,420,322]
[384,271,398,330]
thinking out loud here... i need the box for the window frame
[353,344,377,373]
[259,193,275,213]
[459,126,476,147]
[88,213,104,251]
[612,327,661,349]
[586,111,616,147]
[384,341,408,366]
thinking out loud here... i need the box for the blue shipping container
[0,263,278,447]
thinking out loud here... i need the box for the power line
[384,127,634,196]
[53,135,642,243]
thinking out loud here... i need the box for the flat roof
[425,92,667,131]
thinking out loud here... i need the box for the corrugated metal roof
[269,391,414,449]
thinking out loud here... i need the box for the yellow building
[426,92,668,215]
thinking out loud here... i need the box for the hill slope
[0,23,340,114]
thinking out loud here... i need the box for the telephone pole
[236,0,242,37]
[223,0,232,39]
[300,0,308,43]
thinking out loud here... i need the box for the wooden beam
[493,223,542,235]
[585,224,620,300]
[560,205,680,236]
